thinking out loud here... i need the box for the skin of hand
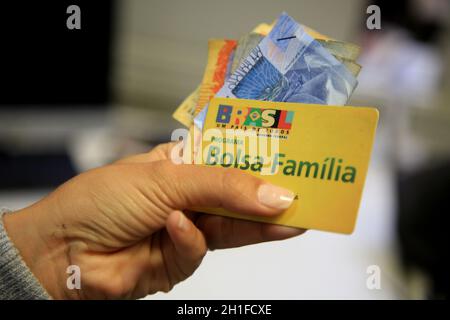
[3,143,305,299]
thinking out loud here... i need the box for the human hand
[3,143,305,299]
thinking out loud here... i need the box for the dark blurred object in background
[367,0,448,43]
[397,163,450,299]
[364,0,449,299]
[0,1,114,189]
[0,1,113,105]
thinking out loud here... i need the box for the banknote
[194,39,237,116]
[172,17,361,128]
[230,32,264,74]
[302,24,330,40]
[258,23,361,62]
[172,86,200,127]
[337,58,362,77]
[171,40,236,127]
[232,27,361,76]
[317,39,361,61]
[171,39,242,127]
[172,25,271,127]
[251,22,274,36]
[194,13,358,130]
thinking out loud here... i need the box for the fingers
[260,223,306,241]
[151,161,295,218]
[196,215,306,250]
[118,144,296,219]
[165,211,207,275]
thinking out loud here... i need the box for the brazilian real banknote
[194,13,358,130]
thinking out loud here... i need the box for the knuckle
[151,143,167,154]
[153,142,177,158]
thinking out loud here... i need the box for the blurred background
[0,0,448,299]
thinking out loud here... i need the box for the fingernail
[177,212,188,231]
[257,184,295,209]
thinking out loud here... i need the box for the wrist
[3,202,76,299]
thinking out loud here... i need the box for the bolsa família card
[192,98,379,234]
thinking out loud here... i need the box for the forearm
[0,208,51,300]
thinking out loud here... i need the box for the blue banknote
[194,12,358,130]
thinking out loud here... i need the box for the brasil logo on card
[195,98,379,234]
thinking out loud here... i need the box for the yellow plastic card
[194,98,379,234]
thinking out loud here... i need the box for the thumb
[146,160,295,217]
